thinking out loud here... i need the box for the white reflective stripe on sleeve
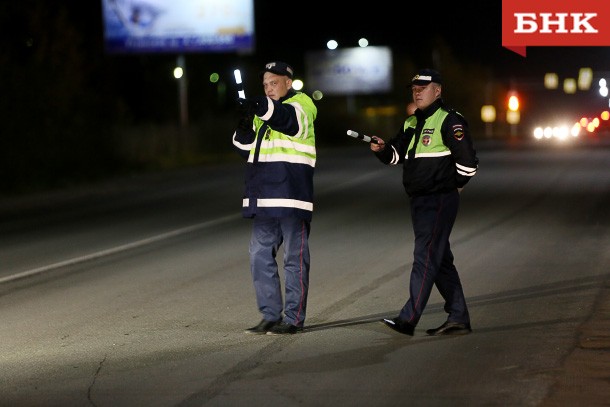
[232,132,255,151]
[389,145,400,165]
[288,101,308,139]
[257,198,313,211]
[456,163,477,177]
[259,97,274,121]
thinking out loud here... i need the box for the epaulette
[446,108,468,126]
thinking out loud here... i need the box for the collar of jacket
[278,89,297,103]
[416,98,444,120]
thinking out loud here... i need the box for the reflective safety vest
[236,92,317,221]
[403,110,451,159]
[378,99,478,197]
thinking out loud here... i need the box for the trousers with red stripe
[398,190,470,326]
[250,216,310,328]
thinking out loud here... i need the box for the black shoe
[266,321,301,335]
[245,319,280,335]
[426,321,472,336]
[381,317,415,336]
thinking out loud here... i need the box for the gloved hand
[237,112,254,133]
[236,96,267,116]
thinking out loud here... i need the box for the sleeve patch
[452,124,464,140]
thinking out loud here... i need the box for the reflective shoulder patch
[452,124,464,141]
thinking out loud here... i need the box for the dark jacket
[375,99,478,197]
[232,90,317,220]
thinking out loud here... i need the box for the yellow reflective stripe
[261,139,316,152]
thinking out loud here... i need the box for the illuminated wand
[346,130,379,144]
[233,69,246,99]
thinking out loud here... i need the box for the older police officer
[232,61,317,335]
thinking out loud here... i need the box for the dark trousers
[398,190,470,326]
[249,217,310,327]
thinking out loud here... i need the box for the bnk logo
[514,13,598,34]
[502,0,610,56]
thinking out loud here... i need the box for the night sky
[6,1,606,92]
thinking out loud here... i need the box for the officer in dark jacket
[370,68,478,336]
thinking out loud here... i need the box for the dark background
[1,1,608,194]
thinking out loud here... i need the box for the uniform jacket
[232,89,317,221]
[375,98,478,197]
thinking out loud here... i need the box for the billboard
[101,0,255,54]
[305,46,393,96]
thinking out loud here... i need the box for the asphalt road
[1,140,609,406]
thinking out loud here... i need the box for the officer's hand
[236,96,267,116]
[236,97,256,113]
[236,113,254,133]
[370,136,385,152]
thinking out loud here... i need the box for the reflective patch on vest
[422,135,431,146]
[452,124,464,140]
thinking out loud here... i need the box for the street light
[508,95,519,112]
[175,55,188,128]
[544,73,559,89]
[326,40,338,50]
[506,91,520,136]
[563,78,577,94]
[481,105,496,137]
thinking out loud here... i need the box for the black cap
[260,61,294,79]
[411,68,442,86]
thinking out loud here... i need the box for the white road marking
[0,214,240,284]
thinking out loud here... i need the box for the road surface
[1,141,609,406]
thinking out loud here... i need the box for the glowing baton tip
[233,69,242,84]
[346,129,377,144]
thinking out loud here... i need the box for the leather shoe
[266,321,302,335]
[426,321,472,336]
[245,319,280,335]
[381,317,415,336]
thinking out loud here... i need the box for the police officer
[370,68,478,336]
[232,61,317,335]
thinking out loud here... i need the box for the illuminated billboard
[305,46,393,95]
[101,0,255,54]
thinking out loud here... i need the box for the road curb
[541,279,610,406]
